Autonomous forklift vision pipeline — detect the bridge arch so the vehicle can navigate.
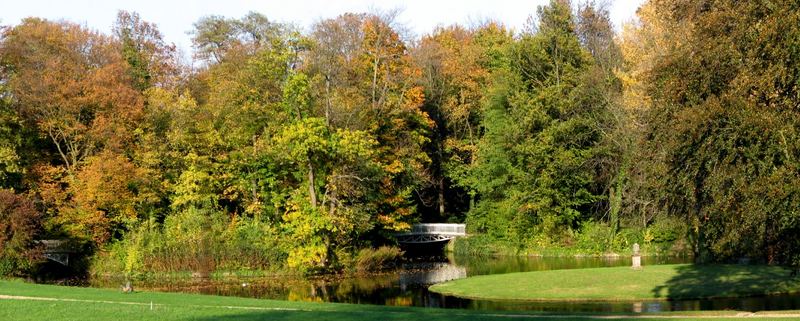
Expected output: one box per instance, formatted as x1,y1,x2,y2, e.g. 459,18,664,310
395,223,466,244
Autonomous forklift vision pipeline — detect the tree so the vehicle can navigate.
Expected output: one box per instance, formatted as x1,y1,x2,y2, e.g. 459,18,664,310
191,12,287,64
626,0,800,264
0,190,42,275
306,13,366,126
179,13,302,219
1,18,144,175
575,1,622,70
413,23,512,220
0,70,21,186
273,70,385,270
306,12,433,231
113,11,178,91
59,151,156,245
468,0,610,246
574,2,625,236
1,19,147,248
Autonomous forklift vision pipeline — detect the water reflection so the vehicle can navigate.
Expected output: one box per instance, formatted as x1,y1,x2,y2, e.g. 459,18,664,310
90,255,800,312
449,293,800,313
400,262,466,290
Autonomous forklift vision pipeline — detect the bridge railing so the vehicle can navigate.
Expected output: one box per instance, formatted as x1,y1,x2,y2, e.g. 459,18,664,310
37,239,75,266
408,223,465,235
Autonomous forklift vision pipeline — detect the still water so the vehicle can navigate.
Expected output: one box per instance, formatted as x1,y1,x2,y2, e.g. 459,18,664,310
92,254,800,313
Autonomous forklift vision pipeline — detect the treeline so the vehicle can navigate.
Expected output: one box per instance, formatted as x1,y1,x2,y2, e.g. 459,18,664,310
1,0,799,276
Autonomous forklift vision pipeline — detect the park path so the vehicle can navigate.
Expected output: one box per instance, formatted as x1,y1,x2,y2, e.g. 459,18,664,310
3,294,800,319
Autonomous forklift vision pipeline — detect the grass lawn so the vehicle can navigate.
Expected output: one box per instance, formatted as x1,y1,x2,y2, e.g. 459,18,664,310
429,264,800,302
1,277,800,320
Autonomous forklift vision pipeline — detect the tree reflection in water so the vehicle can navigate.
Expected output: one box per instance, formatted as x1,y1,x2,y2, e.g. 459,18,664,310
88,255,800,312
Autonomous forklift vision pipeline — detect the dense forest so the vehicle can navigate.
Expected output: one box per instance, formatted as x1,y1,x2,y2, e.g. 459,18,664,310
1,0,800,277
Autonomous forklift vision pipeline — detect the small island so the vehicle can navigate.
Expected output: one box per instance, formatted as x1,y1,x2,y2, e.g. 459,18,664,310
429,264,800,301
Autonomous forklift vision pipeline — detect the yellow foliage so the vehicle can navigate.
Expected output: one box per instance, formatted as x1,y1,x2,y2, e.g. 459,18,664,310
286,245,327,271
383,160,404,174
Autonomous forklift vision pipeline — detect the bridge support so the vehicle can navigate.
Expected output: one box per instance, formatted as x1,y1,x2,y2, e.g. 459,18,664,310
44,253,70,266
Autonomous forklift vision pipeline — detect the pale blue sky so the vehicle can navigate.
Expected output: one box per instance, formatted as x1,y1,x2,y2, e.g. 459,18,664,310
2,0,645,59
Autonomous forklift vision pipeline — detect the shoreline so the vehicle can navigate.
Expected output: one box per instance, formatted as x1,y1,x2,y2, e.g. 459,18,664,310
3,279,800,320
429,264,800,302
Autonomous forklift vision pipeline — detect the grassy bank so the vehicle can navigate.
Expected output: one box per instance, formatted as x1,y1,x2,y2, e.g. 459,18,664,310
430,264,800,301
3,279,800,320
0,281,800,321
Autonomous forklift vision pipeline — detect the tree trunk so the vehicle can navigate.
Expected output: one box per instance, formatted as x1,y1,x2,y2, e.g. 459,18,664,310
469,194,475,213
252,135,259,208
308,160,317,207
324,76,332,126
371,53,381,108
438,177,445,217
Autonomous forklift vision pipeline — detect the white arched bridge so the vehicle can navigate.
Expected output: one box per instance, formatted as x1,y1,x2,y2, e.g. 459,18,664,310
395,223,466,244
40,239,76,266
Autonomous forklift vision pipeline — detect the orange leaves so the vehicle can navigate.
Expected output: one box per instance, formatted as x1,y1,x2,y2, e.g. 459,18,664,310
302,13,434,232
2,19,143,172
403,85,427,112
1,18,149,246
416,24,499,137
67,151,151,245
382,159,404,175
362,15,407,67
0,190,43,271
29,164,69,211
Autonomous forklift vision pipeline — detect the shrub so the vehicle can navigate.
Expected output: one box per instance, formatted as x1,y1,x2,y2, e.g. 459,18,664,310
575,221,614,254
287,245,328,274
0,190,43,276
645,216,686,244
91,210,288,277
219,216,286,271
452,234,505,256
354,246,403,273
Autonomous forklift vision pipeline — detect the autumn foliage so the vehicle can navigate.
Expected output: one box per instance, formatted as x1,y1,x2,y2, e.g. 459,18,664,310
0,190,43,275
2,0,800,276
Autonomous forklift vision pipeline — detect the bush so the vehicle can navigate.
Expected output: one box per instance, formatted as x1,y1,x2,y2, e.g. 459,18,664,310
575,221,615,254
0,190,43,276
91,208,287,277
644,216,686,244
219,216,286,271
354,246,403,273
452,234,508,256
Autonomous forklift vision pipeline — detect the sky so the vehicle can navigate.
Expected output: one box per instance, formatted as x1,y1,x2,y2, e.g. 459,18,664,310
1,0,646,59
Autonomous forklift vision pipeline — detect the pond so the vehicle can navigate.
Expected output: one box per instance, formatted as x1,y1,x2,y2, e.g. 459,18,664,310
90,254,800,313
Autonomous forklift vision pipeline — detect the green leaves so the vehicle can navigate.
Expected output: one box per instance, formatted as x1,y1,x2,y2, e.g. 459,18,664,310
0,100,21,186
171,156,219,211
9,2,800,273
468,0,612,246
631,0,800,263
273,117,331,164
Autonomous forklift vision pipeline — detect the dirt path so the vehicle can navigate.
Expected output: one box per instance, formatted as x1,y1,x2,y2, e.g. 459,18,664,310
3,294,800,319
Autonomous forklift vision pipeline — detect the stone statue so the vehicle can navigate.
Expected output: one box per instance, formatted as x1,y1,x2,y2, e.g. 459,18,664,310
122,281,133,293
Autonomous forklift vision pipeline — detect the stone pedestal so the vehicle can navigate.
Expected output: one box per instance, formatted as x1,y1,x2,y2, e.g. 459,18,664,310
632,242,642,270
632,255,641,269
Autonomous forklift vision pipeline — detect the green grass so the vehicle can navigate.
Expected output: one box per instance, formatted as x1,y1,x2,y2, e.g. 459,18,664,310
1,278,799,320
430,264,800,301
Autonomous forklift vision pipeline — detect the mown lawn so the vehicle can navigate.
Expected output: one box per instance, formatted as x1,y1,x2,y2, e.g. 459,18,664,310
429,264,800,301
1,278,799,320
